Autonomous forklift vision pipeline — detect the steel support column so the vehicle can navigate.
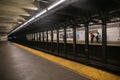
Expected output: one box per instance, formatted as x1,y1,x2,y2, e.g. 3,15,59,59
46,31,48,49
39,32,41,42
46,31,48,43
51,30,53,51
39,32,41,48
85,23,89,64
73,23,76,56
57,28,59,54
102,19,107,64
63,25,67,55
42,32,44,49
42,32,44,43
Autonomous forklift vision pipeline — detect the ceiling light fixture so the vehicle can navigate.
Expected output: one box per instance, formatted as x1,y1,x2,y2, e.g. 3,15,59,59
48,0,66,10
35,9,47,18
9,0,66,35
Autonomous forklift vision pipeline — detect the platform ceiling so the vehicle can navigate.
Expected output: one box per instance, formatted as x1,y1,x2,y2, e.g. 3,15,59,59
0,0,120,35
0,0,55,35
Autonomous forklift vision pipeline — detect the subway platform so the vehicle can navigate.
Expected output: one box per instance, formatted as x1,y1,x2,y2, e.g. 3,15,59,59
0,41,120,80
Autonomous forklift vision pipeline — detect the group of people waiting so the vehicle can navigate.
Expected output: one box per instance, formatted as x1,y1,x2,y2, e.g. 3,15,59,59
90,32,101,43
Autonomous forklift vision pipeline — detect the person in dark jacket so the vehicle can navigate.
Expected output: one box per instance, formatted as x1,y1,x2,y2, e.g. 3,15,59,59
96,32,101,42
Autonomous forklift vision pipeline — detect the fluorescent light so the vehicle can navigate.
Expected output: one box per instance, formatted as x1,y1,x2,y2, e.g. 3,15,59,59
10,21,29,33
27,17,36,22
35,9,47,18
10,25,22,33
9,0,66,35
48,0,66,10
9,10,46,34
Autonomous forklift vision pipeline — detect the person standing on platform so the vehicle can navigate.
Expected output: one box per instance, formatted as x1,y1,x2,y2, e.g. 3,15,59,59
96,32,101,42
90,33,94,43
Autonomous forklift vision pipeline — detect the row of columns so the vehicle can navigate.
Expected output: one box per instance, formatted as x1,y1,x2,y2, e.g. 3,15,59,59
38,18,107,64
84,19,107,64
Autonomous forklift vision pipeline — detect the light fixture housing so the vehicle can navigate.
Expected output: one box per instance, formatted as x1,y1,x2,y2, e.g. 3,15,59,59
9,0,66,35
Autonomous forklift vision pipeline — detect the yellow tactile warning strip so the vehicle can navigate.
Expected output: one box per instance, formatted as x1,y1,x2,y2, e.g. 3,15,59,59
13,43,120,80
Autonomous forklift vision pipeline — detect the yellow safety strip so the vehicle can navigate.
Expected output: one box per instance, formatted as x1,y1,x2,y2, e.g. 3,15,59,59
13,43,120,80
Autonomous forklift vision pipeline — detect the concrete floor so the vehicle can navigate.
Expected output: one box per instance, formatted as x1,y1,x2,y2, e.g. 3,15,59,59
0,42,89,80
13,42,120,80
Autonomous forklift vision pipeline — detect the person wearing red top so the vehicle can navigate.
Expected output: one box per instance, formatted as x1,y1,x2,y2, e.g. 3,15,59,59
90,33,94,43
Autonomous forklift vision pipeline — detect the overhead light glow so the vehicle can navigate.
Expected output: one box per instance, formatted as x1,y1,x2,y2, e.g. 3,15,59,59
9,0,66,35
48,0,66,10
35,9,47,18
27,17,36,22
